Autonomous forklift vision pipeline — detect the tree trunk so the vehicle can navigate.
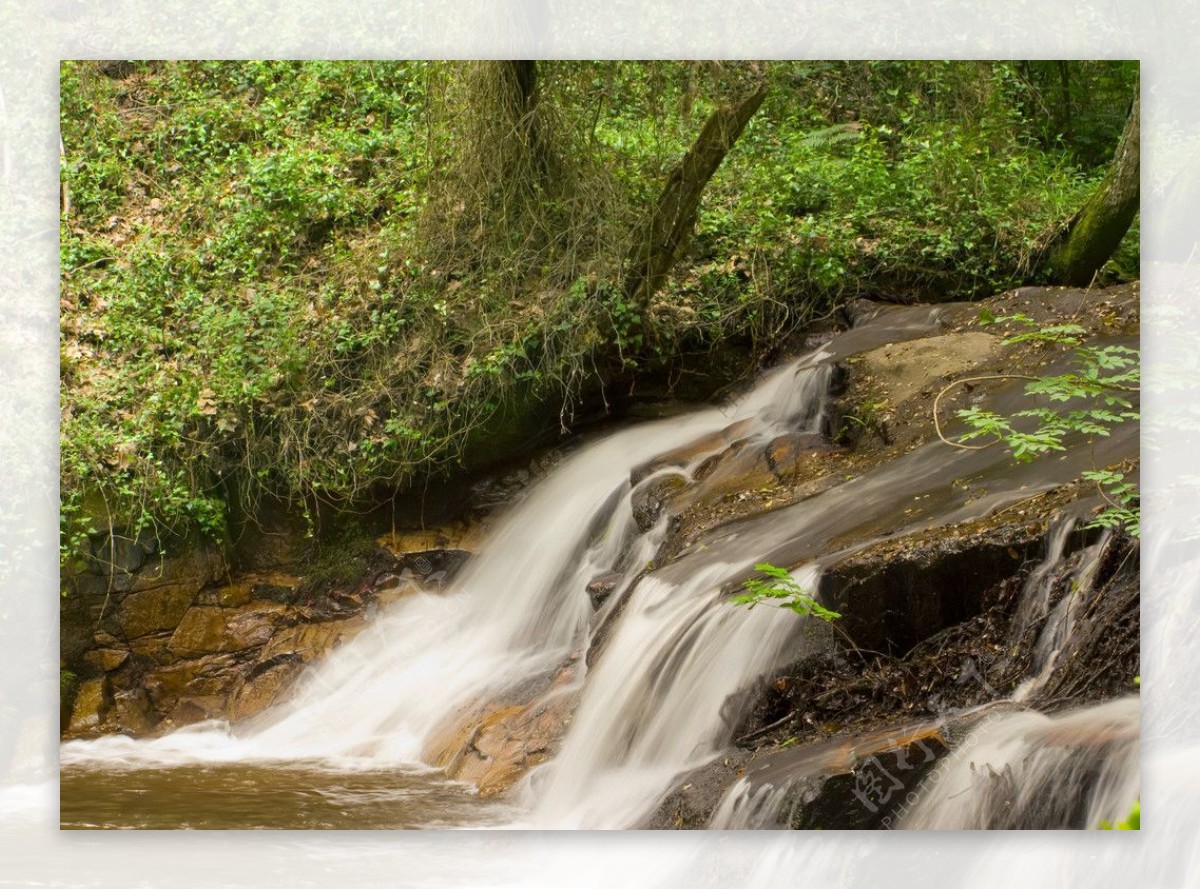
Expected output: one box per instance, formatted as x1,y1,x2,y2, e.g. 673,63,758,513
1045,72,1139,286
496,61,550,179
623,82,769,309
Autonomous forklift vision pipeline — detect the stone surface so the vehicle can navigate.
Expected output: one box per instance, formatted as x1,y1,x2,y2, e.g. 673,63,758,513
226,657,306,723
260,617,368,663
631,472,689,532
426,661,579,797
855,331,1001,407
169,603,288,655
67,677,110,735
117,586,195,640
586,572,622,609
82,648,129,672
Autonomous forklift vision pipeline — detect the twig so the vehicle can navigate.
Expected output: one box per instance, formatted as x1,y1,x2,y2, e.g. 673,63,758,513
932,374,1038,450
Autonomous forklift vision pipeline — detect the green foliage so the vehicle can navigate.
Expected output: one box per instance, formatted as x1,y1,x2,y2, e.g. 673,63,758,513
731,563,841,621
59,60,1138,565
955,312,1139,536
1098,798,1140,830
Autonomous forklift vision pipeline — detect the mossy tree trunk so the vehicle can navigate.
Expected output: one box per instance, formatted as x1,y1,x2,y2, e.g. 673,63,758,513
623,81,769,310
495,60,554,185
1045,72,1140,286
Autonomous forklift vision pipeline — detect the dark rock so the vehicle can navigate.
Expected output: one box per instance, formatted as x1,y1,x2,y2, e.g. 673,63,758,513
586,572,622,609
631,472,689,532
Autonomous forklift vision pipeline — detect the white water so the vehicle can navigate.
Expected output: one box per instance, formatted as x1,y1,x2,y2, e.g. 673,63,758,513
62,355,835,827
899,696,1139,830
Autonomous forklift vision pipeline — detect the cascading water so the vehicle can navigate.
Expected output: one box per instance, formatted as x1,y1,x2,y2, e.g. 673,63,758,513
899,696,1139,830
60,304,1139,830
62,334,842,827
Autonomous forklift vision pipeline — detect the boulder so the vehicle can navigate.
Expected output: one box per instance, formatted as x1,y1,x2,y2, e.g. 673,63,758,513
168,602,288,655
67,677,110,736
426,661,579,797
117,586,195,640
631,472,690,532
586,572,622,609
226,656,306,723
82,648,129,672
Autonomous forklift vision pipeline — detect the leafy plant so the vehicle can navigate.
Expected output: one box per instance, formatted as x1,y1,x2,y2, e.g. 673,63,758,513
731,563,841,621
1098,798,1140,830
949,311,1139,536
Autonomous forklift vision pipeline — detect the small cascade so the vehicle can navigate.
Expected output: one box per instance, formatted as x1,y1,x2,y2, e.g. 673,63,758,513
62,343,840,815
899,696,1139,829
708,516,1138,831
1012,524,1114,703
525,565,824,828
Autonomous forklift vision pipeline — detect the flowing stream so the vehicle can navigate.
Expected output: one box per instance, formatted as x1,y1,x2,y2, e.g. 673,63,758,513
59,306,1138,830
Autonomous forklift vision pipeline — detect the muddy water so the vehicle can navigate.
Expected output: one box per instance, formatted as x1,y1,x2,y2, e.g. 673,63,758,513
60,762,512,829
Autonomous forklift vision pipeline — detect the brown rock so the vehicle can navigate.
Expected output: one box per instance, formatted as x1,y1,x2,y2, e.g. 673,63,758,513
856,331,1001,406
160,696,227,730
143,653,243,712
67,677,110,735
82,648,129,672
631,472,690,532
765,433,830,482
169,602,288,655
426,662,579,797
227,658,305,723
118,586,195,640
108,687,155,735
260,616,367,663
586,572,622,609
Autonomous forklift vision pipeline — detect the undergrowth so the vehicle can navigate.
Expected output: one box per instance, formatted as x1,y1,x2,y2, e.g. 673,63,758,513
60,61,1137,562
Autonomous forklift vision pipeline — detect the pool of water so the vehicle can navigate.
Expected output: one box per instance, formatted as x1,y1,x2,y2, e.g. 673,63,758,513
60,762,513,830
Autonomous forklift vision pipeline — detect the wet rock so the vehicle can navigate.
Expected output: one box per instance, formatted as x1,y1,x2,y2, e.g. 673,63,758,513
160,696,227,731
686,439,776,502
586,572,622,609
819,523,1047,655
631,419,755,486
107,687,155,736
143,654,243,713
168,603,288,655
67,677,110,736
395,549,472,589
117,586,195,640
764,433,832,483
227,656,305,723
631,472,689,532
82,648,129,673
259,616,368,663
426,661,578,797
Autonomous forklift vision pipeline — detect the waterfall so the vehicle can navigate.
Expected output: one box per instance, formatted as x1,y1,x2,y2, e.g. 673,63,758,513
60,303,1138,831
524,564,823,828
899,696,1139,829
62,354,836,824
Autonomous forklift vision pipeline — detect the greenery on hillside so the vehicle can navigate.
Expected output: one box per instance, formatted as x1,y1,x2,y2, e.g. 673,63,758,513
59,60,1138,560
